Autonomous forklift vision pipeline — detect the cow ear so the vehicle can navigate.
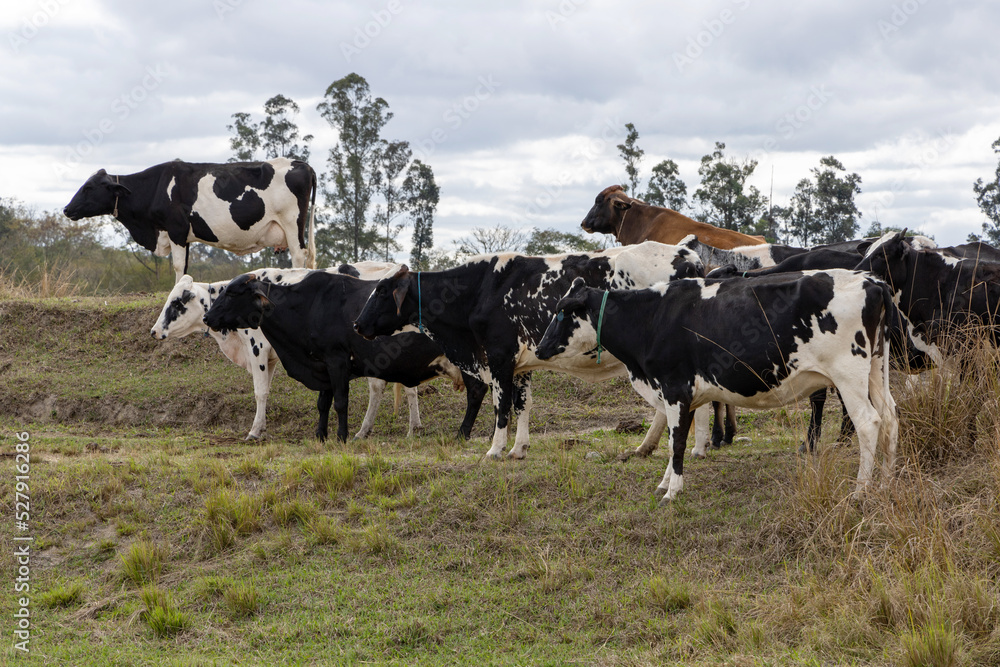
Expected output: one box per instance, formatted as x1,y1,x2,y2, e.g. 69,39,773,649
612,199,632,211
856,240,873,255
391,265,412,315
111,182,132,197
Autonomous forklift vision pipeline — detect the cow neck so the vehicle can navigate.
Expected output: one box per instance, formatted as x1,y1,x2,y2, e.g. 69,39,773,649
615,202,651,246
252,281,305,351
108,169,159,223
586,288,622,364
406,264,482,335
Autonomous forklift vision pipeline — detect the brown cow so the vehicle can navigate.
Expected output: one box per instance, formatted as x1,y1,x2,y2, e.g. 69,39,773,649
581,185,766,249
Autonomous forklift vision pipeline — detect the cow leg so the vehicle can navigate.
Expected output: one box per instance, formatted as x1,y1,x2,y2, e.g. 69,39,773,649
869,350,899,483
287,236,308,269
691,405,712,459
405,386,421,437
485,369,515,460
332,371,351,444
246,352,274,440
800,388,827,454
628,410,669,459
355,378,386,439
508,373,532,459
835,389,856,444
655,400,694,504
457,374,487,440
315,390,333,442
724,404,737,444
169,240,188,282
710,401,725,449
836,383,883,498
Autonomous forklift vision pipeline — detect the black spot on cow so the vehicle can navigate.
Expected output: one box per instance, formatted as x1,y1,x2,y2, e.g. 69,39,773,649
276,274,282,282
190,212,219,242
851,344,868,358
817,312,837,334
250,337,255,346
213,163,275,200
252,345,260,357
260,364,266,371
855,331,866,348
229,190,266,230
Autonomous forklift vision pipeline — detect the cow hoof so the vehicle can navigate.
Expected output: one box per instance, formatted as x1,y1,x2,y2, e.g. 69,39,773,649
798,442,809,455
486,451,504,460
506,451,526,460
245,433,261,441
657,496,673,507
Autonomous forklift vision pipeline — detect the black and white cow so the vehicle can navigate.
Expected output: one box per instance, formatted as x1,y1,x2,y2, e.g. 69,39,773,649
63,158,317,281
150,263,427,440
710,246,941,453
353,241,717,460
856,230,1000,341
203,271,488,443
535,271,899,502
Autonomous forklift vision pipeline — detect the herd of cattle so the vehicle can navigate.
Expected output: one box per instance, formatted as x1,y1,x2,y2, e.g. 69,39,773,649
62,162,1000,504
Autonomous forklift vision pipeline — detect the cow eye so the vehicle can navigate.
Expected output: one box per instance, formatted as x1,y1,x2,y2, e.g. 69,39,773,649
556,311,564,322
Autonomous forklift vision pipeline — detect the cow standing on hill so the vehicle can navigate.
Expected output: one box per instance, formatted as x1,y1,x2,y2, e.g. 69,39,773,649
581,185,766,248
63,157,317,281
203,271,488,443
535,272,899,502
150,264,426,440
352,241,713,461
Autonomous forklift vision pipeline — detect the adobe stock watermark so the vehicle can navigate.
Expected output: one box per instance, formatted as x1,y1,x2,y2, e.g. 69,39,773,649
340,0,408,63
214,0,244,20
7,0,72,54
509,118,622,228
545,0,589,30
673,0,753,73
870,129,956,211
877,0,931,39
52,63,172,179
411,75,501,161
13,431,32,654
752,84,834,160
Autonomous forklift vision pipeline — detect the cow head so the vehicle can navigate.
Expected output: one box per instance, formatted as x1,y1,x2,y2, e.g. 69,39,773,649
151,275,208,340
855,230,910,291
581,185,633,236
63,169,132,220
353,266,413,340
203,273,274,334
536,278,595,360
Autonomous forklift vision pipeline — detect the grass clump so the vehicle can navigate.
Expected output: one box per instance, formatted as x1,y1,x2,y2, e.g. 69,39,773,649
38,581,84,608
140,586,190,637
223,580,261,620
119,540,165,586
648,576,694,614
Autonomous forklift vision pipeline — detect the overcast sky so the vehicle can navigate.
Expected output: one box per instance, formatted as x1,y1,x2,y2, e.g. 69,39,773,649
3,0,999,254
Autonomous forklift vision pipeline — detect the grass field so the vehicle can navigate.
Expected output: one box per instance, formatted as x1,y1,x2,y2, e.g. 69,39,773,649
1,294,999,665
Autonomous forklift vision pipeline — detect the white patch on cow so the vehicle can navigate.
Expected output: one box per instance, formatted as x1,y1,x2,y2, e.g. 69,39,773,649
699,282,722,300
188,157,305,265
861,230,901,259
166,176,176,201
908,235,937,250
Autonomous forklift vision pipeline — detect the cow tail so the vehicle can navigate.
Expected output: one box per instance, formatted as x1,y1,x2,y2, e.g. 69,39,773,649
307,166,317,269
880,283,892,407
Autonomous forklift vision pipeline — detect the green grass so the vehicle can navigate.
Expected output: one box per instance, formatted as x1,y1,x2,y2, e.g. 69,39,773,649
3,295,1000,664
